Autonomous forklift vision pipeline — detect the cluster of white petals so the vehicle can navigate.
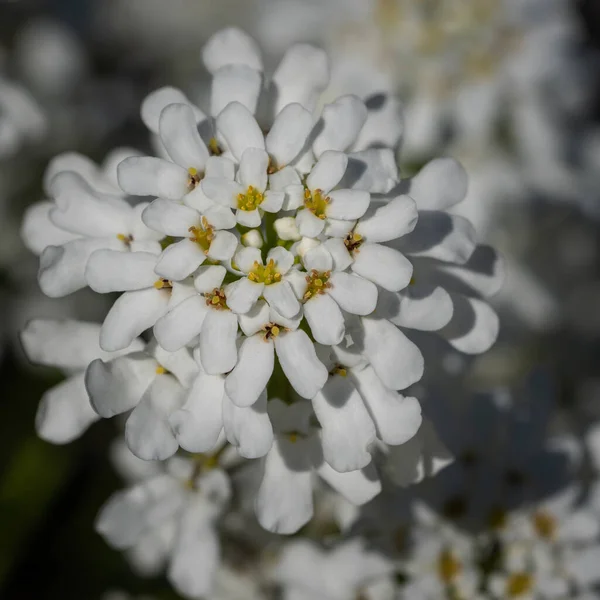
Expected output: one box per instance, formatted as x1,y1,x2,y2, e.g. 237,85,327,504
19,27,503,597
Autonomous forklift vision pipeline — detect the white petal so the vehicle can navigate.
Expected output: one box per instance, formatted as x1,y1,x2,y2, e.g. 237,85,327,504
351,243,413,292
222,392,273,458
204,155,235,179
313,95,367,157
272,44,329,113
382,284,454,331
141,198,198,236
238,299,270,336
266,246,295,274
201,177,243,206
199,309,238,375
100,288,170,352
154,295,209,352
316,461,381,505
362,318,424,391
226,278,264,314
353,93,404,151
193,265,226,293
323,218,354,238
440,295,499,355
117,157,188,200
169,371,225,452
125,375,184,460
159,103,209,170
21,201,78,256
167,505,220,599
202,27,262,74
326,189,370,220
303,245,333,272
266,103,314,166
155,239,206,281
269,165,301,191
207,230,238,262
261,190,285,212
304,294,345,345
346,148,398,193
407,158,468,211
306,150,348,194
238,147,269,190
38,238,121,297
281,183,305,210
86,353,156,417
211,64,262,116
395,212,476,265
236,207,262,227
233,245,262,273
328,272,378,316
20,319,131,370
215,102,264,161
356,195,418,242
324,238,353,271
296,209,325,238
275,330,328,399
312,375,376,472
255,437,314,534
263,281,300,318
225,335,274,407
152,346,198,388
141,86,203,134
36,373,99,444
86,250,158,292
351,365,422,445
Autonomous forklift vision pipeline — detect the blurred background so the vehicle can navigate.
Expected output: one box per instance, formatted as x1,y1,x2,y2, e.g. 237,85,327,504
0,0,599,598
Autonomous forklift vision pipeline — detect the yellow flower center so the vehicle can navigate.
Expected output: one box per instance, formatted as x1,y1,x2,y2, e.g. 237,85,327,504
116,233,134,246
188,216,214,253
208,137,222,156
262,322,285,341
155,365,168,375
331,365,347,377
507,573,533,597
533,511,556,541
153,278,173,290
237,185,265,211
248,259,282,286
437,549,461,584
204,288,228,310
344,231,363,253
303,269,332,301
304,187,330,219
187,167,202,190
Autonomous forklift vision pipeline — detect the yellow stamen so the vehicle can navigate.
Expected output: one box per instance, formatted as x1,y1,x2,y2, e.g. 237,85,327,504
237,185,265,211
117,233,134,246
533,511,556,541
153,278,173,290
155,366,167,375
506,573,533,597
248,259,282,286
204,288,228,310
344,231,363,253
208,138,222,156
332,365,347,377
187,167,202,190
188,216,214,253
288,432,298,443
303,187,330,220
437,549,461,584
303,269,332,301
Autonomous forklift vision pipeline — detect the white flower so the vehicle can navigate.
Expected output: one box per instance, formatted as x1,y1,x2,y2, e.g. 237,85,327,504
275,538,395,600
0,75,46,158
227,246,299,318
85,339,197,460
255,399,381,534
20,319,142,444
23,152,162,299
96,452,230,599
142,199,237,280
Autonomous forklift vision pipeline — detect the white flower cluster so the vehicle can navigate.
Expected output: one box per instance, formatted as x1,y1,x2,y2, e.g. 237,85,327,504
20,27,502,594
